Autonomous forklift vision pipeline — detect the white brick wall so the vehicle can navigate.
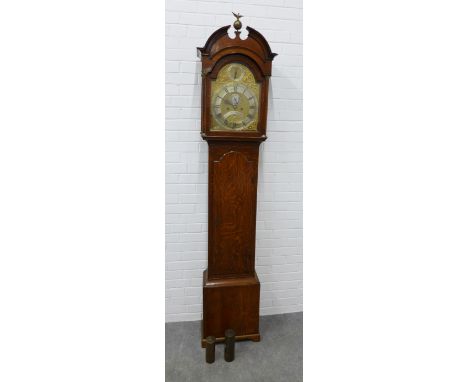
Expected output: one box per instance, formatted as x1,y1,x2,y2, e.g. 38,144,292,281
165,0,302,322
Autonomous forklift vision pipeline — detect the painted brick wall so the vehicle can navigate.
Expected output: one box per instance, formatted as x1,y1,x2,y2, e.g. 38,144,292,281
165,0,302,322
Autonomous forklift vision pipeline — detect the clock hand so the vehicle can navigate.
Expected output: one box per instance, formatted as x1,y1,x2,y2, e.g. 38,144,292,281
221,98,232,106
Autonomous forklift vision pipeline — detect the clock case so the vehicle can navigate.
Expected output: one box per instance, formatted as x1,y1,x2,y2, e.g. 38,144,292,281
197,25,276,347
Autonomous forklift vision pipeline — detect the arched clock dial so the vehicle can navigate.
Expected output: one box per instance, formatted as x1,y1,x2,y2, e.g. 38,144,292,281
210,63,260,131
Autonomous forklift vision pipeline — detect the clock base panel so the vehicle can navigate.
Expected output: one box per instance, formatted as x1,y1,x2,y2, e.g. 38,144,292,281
201,270,261,348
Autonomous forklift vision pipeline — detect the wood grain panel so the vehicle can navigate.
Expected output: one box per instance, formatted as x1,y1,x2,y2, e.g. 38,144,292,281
202,270,260,345
208,142,259,279
211,150,255,277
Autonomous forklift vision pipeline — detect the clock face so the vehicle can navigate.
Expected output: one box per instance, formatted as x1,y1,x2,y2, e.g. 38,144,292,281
210,63,260,132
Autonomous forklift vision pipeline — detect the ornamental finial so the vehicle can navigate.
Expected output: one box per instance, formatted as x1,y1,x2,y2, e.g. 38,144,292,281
232,12,243,31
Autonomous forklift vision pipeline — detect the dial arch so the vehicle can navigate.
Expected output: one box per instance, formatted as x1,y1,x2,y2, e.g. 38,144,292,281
210,62,260,132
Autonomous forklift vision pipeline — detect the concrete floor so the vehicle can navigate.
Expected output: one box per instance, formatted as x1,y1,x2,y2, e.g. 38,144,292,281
165,312,302,382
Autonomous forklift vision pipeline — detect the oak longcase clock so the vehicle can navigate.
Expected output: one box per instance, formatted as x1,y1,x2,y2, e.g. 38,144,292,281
197,14,276,347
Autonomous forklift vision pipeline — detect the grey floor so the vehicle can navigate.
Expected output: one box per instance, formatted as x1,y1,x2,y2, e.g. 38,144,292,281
166,312,302,382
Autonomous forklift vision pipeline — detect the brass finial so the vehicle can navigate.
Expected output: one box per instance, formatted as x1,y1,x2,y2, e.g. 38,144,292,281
232,12,243,31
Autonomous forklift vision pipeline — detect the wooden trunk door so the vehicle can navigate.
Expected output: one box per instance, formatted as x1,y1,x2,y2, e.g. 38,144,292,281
208,142,259,279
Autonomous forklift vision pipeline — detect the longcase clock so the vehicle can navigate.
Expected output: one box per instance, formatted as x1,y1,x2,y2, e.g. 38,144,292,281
197,14,277,347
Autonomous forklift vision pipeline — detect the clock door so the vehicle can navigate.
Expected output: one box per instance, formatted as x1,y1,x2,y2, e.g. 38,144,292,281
208,142,259,279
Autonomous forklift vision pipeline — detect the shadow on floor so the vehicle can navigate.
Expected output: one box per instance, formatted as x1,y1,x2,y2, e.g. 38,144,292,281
166,312,302,382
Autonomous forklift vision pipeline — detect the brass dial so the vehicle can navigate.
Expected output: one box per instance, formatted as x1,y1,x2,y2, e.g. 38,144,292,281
210,63,260,131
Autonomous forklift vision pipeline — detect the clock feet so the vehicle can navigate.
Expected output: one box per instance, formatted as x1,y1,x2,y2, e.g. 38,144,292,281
224,329,236,362
205,336,216,364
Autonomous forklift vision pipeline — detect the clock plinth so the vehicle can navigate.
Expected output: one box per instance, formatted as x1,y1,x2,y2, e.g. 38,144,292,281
201,270,261,348
197,19,276,348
